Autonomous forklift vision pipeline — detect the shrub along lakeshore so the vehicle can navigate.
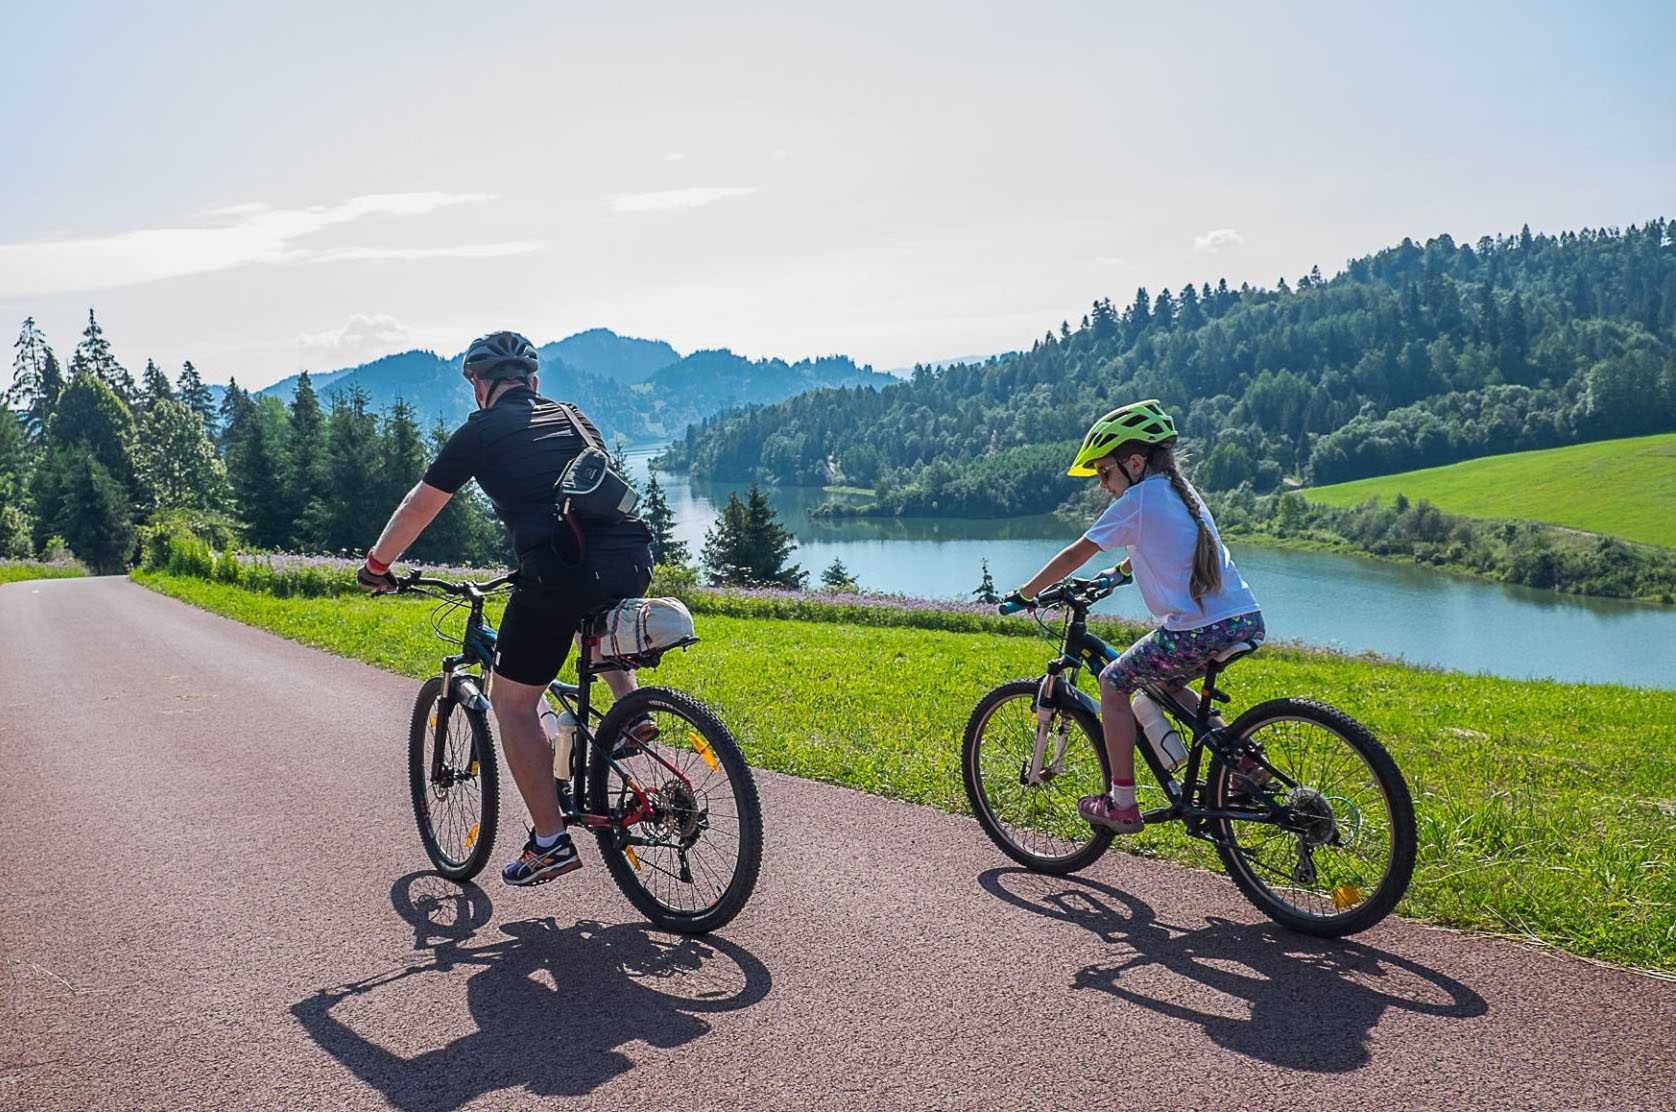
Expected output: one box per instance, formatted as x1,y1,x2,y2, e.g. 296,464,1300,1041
134,551,1676,972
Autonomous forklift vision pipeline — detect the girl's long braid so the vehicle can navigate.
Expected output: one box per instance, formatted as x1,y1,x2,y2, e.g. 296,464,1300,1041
1152,444,1223,605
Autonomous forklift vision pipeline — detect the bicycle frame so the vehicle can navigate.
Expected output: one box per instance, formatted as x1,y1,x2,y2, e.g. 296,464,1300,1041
404,572,700,847
1031,592,1301,845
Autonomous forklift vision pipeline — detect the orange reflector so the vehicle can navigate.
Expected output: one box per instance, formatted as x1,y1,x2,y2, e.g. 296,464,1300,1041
624,845,643,871
690,732,719,771
469,761,479,776
465,823,479,851
429,710,438,730
1332,884,1363,909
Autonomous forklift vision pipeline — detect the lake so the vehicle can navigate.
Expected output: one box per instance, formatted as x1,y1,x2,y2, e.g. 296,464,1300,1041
626,453,1676,690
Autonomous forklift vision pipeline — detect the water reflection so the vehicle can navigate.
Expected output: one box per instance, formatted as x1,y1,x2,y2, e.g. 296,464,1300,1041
628,452,1676,689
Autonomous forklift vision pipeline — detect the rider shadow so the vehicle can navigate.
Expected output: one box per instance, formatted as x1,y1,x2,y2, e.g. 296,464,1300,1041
291,872,773,1111
979,868,1487,1074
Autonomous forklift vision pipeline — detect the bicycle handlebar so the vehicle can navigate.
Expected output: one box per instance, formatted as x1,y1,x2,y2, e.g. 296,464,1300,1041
395,570,519,597
999,568,1133,617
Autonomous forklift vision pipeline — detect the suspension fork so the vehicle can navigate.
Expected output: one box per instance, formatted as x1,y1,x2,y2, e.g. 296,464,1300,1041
1025,661,1081,785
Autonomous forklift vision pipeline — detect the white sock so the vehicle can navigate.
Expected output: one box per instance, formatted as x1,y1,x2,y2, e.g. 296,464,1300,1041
534,829,566,849
1109,780,1137,808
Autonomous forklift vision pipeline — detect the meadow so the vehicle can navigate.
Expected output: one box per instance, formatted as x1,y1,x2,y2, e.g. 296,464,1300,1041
1302,432,1676,549
135,565,1676,973
0,559,88,586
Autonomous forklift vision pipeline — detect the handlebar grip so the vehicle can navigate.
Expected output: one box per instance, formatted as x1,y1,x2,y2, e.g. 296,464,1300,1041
998,599,1028,615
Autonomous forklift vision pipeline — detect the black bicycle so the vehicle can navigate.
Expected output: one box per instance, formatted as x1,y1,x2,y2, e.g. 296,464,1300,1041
398,571,763,934
963,572,1416,937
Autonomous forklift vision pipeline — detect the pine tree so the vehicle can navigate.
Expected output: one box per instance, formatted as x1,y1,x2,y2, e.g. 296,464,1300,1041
321,388,381,554
820,557,858,592
641,472,690,566
377,396,428,512
218,377,252,452
177,360,216,431
140,359,173,408
45,369,137,496
972,558,999,604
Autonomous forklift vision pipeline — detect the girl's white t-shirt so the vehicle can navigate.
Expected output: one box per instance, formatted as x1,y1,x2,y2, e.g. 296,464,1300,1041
1083,474,1260,631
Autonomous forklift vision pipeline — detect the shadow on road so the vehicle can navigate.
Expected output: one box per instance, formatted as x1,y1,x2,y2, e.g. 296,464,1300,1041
979,867,1487,1073
291,872,773,1110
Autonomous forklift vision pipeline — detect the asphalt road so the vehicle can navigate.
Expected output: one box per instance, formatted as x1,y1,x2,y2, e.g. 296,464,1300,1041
2,576,1672,1111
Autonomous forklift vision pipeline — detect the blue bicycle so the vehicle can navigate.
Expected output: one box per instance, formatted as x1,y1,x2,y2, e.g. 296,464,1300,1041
963,572,1415,937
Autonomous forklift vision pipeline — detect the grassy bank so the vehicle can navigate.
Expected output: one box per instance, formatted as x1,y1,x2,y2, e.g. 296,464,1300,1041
134,568,1675,971
0,559,88,586
1303,433,1676,549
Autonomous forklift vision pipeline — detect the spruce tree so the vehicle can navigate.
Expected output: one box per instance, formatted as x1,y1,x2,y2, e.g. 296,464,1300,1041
641,472,690,566
45,369,137,496
973,558,999,604
378,396,428,510
218,377,252,452
8,318,64,438
820,557,858,592
284,371,334,550
321,388,381,554
226,397,293,549
701,491,752,586
140,359,173,408
32,447,135,572
0,408,34,556
71,310,136,404
741,483,804,587
176,360,216,431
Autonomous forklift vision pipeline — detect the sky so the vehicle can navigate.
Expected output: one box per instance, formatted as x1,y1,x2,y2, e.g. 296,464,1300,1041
2,1,1673,390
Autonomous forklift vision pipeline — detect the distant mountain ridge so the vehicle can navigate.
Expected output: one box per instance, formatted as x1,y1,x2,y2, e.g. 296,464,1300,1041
252,328,894,445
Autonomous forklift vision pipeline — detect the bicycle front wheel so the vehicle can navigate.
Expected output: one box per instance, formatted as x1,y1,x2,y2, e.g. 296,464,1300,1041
962,679,1113,874
1210,697,1416,937
587,687,763,934
407,676,500,881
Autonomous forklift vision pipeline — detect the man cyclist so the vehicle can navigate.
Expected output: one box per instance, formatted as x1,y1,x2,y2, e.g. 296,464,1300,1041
357,330,655,886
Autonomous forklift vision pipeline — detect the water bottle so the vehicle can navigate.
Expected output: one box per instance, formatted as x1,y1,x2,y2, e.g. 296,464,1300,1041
544,704,578,780
1131,692,1189,772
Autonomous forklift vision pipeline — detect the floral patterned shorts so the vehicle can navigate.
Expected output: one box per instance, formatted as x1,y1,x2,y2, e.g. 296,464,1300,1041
1099,611,1266,695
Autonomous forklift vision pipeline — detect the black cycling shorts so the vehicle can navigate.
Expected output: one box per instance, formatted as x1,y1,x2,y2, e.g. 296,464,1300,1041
493,540,653,686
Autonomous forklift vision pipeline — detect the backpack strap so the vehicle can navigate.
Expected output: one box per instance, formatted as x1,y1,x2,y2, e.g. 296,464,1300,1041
557,402,605,454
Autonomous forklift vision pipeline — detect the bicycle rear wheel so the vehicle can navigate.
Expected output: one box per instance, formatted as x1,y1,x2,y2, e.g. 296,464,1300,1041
1210,697,1415,937
587,687,763,934
408,676,500,881
962,679,1113,874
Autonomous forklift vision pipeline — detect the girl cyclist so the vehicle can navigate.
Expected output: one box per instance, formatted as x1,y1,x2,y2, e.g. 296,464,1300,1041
1005,399,1265,833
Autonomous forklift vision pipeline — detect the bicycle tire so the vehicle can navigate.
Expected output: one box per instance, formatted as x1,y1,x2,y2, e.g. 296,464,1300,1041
586,687,763,934
962,679,1114,875
1209,697,1416,937
408,676,501,882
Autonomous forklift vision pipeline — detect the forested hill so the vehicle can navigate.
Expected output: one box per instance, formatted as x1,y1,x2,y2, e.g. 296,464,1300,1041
659,220,1676,518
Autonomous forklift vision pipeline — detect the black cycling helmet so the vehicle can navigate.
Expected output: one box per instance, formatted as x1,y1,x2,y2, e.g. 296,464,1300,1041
462,330,538,381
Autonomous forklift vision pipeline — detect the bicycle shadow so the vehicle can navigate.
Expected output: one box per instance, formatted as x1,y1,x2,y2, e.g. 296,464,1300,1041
979,867,1487,1073
291,872,773,1110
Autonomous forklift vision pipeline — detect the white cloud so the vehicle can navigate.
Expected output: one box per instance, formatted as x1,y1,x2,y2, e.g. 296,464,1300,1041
0,192,520,298
296,313,412,367
1193,228,1243,253
1095,254,1127,266
664,152,687,162
611,186,758,213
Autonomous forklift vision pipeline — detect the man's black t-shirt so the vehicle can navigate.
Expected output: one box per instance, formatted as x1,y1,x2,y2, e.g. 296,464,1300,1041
422,386,647,558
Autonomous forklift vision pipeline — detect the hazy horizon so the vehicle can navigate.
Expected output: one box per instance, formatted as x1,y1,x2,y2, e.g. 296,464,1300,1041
3,1,1672,391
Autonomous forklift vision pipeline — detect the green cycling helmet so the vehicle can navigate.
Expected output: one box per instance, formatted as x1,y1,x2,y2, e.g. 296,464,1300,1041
1068,399,1177,476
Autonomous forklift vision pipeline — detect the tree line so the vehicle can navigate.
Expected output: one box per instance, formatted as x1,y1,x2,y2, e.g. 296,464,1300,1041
2,311,508,572
659,220,1676,517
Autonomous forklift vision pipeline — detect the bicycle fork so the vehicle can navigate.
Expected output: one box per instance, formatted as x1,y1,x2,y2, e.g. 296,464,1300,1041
1023,674,1074,786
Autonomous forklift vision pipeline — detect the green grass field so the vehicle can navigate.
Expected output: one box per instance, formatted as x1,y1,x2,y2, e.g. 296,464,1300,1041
0,561,88,586
1304,433,1676,549
134,569,1676,971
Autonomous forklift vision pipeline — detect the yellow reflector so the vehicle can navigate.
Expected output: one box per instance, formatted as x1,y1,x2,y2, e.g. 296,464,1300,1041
1332,884,1363,909
624,845,643,870
429,710,437,730
464,823,479,851
690,732,719,771
469,761,479,776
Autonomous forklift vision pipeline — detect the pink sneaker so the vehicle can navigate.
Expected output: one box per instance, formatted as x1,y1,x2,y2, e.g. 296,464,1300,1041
1079,792,1146,834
